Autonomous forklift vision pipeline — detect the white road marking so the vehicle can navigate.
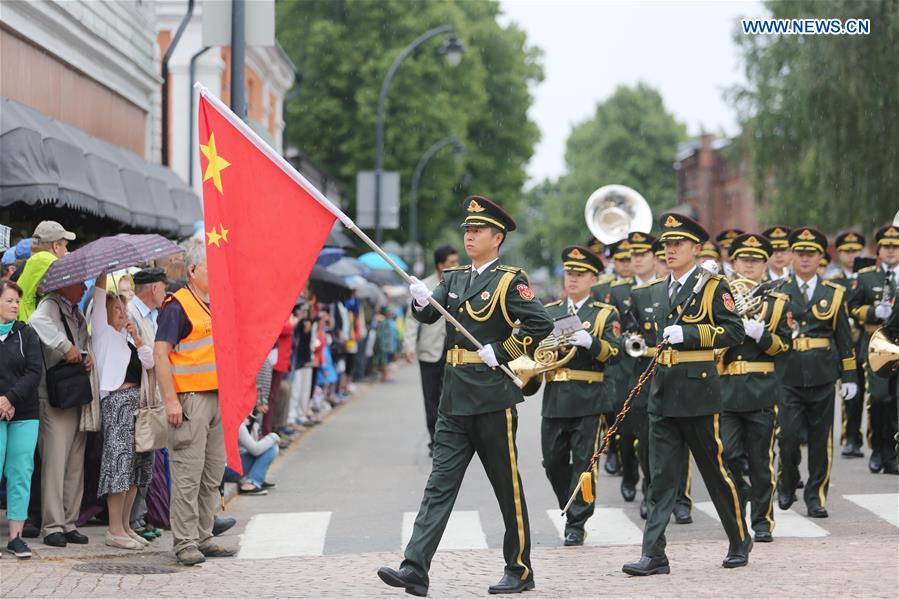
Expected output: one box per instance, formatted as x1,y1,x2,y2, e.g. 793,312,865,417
401,510,488,551
844,493,899,528
695,501,829,537
238,512,331,559
546,508,644,546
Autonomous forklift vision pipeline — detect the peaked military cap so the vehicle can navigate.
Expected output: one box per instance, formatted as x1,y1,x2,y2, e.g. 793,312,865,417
835,231,866,251
586,235,604,256
627,231,656,253
460,195,516,232
658,212,709,244
715,228,745,250
874,224,899,247
698,241,721,260
730,233,773,261
820,251,831,268
652,238,666,258
789,226,827,254
762,225,791,250
606,239,633,260
562,245,603,274
133,267,168,285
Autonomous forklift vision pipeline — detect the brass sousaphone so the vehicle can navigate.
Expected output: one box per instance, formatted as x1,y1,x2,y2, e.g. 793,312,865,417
868,327,899,378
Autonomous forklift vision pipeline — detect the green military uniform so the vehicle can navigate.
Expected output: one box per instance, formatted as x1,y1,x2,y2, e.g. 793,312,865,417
848,225,899,473
636,213,749,566
719,234,791,539
541,246,621,544
776,227,858,515
399,196,553,592
828,231,867,455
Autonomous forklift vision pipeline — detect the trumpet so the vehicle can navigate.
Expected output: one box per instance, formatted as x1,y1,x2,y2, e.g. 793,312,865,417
622,332,648,357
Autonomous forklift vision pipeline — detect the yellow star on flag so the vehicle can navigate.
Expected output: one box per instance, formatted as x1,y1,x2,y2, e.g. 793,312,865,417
206,226,222,248
219,224,229,243
200,132,231,195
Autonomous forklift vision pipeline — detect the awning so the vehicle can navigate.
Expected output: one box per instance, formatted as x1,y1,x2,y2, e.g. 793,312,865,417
0,97,200,237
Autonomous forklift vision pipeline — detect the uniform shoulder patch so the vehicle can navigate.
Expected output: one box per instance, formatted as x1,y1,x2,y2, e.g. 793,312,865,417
496,265,522,274
544,299,564,308
611,278,632,287
516,283,534,301
768,291,789,301
597,273,616,285
442,265,471,272
650,278,666,286
632,282,652,290
590,300,618,312
857,265,878,275
822,280,845,291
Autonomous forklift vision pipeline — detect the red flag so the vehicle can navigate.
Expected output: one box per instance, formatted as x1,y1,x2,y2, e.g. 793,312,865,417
197,90,337,472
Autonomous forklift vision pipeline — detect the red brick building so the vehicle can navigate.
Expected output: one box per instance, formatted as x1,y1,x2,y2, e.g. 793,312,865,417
674,133,757,238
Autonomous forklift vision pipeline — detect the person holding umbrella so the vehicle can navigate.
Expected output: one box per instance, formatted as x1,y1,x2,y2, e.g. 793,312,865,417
90,274,155,550
17,221,75,322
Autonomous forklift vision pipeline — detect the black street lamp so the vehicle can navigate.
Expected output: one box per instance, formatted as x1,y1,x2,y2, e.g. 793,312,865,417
374,25,464,244
409,137,465,275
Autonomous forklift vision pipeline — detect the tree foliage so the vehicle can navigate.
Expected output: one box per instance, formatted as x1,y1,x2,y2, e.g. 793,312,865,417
276,0,542,253
519,83,687,270
731,0,898,232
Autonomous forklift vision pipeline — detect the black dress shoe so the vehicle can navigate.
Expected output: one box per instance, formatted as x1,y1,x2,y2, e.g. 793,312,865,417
22,522,40,539
605,453,620,475
673,509,693,524
621,483,637,502
723,536,753,568
64,530,89,544
377,566,428,597
43,532,66,547
563,531,585,546
213,516,237,536
754,530,773,543
841,444,864,458
488,573,535,594
796,479,804,489
777,490,796,510
640,498,648,520
622,555,670,576
882,461,899,475
869,452,883,473
807,505,828,518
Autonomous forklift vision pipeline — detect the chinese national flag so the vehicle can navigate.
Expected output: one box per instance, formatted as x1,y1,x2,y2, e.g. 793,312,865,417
197,92,336,472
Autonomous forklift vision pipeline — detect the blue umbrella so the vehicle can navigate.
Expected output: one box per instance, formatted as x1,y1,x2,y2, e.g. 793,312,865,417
316,247,344,267
359,251,408,271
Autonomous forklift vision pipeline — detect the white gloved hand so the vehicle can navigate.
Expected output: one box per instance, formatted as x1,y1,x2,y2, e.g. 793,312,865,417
478,344,499,368
570,329,593,348
409,276,431,308
875,302,892,321
744,319,765,342
662,325,684,345
840,382,858,401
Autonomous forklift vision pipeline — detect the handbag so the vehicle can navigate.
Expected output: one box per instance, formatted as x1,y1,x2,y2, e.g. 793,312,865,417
134,375,167,452
44,305,93,410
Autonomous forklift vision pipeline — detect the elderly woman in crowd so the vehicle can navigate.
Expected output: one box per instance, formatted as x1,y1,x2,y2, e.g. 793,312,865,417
0,281,43,558
91,274,154,550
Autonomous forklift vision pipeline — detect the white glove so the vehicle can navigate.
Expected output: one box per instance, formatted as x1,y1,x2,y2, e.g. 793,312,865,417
662,325,684,345
409,276,431,308
875,302,892,321
478,344,499,368
744,319,765,342
840,382,858,401
570,329,593,348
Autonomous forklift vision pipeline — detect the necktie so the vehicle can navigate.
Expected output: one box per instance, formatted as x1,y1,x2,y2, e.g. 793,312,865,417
669,280,681,301
800,282,810,303
467,268,479,291
568,301,577,315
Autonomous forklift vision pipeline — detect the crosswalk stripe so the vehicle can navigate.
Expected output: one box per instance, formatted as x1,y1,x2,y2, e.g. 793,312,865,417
238,512,331,559
546,508,644,546
844,494,899,528
401,510,488,551
694,501,829,538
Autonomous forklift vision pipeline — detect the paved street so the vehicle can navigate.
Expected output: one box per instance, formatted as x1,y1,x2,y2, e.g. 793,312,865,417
2,362,897,597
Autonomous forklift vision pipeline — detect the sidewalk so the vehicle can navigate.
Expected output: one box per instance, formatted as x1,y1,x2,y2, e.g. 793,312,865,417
1,534,895,597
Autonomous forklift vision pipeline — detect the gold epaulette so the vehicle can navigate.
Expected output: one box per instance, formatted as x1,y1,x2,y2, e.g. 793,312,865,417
857,265,878,275
442,265,471,272
596,273,616,285
822,280,846,291
611,277,633,287
768,291,789,301
632,281,653,290
496,265,522,274
650,278,666,286
544,299,564,308
591,301,618,313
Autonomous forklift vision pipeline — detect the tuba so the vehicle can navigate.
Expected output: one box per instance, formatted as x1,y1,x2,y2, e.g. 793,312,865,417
585,184,653,245
868,328,899,378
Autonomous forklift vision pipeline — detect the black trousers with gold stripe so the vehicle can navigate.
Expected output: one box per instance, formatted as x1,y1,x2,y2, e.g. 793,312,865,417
721,407,777,534
627,405,693,513
403,407,531,583
541,414,602,535
643,413,748,557
779,383,835,509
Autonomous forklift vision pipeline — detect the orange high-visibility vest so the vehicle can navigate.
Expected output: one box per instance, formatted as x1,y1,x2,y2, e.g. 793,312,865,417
168,287,218,393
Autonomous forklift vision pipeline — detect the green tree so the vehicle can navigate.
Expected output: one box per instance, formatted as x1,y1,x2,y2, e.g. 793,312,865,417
276,0,542,255
731,0,898,232
520,83,687,270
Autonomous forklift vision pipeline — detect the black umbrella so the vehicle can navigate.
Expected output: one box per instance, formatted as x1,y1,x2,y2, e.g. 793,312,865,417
39,233,181,293
308,265,351,303
364,268,402,286
326,257,371,278
325,228,355,249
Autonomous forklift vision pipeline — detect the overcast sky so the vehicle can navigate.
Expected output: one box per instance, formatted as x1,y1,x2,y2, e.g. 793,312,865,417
498,0,768,184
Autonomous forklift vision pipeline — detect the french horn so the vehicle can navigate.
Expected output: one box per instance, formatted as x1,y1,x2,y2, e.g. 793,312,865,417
868,327,899,378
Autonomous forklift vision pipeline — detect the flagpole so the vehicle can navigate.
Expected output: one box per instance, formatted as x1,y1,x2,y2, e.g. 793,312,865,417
194,84,524,388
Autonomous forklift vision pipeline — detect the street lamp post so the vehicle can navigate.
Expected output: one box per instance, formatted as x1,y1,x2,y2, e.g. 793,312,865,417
374,25,464,244
409,137,464,276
